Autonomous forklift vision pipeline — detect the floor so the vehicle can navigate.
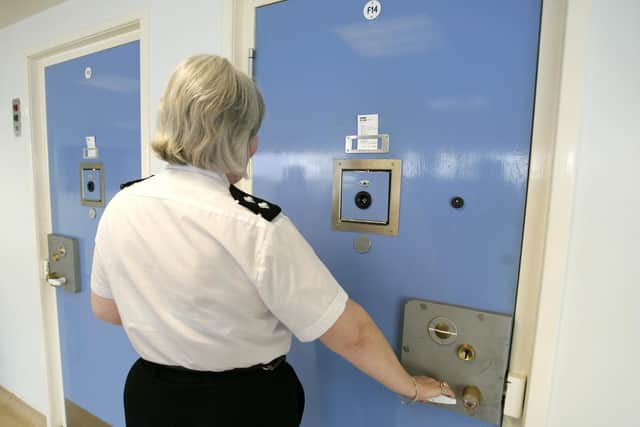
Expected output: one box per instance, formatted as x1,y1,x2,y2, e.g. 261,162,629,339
0,399,39,427
0,388,45,427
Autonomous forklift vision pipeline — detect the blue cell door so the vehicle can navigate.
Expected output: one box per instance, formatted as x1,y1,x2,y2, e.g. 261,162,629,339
254,1,541,426
45,41,141,426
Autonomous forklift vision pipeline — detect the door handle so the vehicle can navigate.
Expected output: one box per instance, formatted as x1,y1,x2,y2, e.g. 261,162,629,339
47,272,67,287
462,386,482,411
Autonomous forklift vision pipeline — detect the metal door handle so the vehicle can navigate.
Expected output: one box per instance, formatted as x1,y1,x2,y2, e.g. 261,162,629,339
47,272,67,287
462,386,482,411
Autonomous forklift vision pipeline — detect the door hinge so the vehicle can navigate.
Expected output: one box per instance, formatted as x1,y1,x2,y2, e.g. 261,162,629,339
503,372,527,419
42,259,50,280
248,48,256,79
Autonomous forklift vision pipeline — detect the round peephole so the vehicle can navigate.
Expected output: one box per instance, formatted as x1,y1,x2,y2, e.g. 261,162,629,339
355,191,372,209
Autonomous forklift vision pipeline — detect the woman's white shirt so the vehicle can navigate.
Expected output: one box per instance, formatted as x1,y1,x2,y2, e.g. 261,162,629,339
91,164,348,371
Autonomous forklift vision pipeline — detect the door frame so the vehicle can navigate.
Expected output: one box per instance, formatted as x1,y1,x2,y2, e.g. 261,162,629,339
227,1,589,426
27,16,149,427
223,0,287,194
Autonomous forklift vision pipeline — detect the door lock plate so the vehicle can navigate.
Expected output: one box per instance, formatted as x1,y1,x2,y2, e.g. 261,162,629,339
47,234,81,293
401,299,512,425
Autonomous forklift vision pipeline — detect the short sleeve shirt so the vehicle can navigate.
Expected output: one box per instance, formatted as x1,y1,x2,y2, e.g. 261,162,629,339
91,164,348,371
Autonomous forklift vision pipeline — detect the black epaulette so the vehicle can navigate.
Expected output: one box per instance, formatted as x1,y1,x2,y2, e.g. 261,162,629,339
120,175,154,190
229,185,282,222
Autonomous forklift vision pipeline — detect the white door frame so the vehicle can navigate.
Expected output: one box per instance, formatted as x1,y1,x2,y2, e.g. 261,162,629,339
520,2,592,426
27,16,149,427
227,1,589,426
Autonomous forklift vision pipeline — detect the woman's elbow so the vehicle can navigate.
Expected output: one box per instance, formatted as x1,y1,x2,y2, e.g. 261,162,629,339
91,292,123,325
320,299,371,355
95,310,122,325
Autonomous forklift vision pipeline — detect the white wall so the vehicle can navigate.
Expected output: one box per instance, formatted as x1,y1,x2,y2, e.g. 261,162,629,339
547,1,640,426
0,0,226,415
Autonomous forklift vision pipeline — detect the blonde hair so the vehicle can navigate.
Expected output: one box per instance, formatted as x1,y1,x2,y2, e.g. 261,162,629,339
152,55,265,177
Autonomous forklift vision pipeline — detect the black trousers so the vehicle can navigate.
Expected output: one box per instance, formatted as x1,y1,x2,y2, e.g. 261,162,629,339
124,358,305,427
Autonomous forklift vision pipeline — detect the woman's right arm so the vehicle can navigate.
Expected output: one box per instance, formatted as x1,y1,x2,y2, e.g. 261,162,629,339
258,217,453,400
320,298,454,402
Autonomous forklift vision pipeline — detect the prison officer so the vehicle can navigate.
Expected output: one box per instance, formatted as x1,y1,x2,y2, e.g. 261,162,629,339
90,54,455,426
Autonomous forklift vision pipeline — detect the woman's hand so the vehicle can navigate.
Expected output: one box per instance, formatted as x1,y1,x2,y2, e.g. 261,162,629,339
320,300,457,404
413,376,455,402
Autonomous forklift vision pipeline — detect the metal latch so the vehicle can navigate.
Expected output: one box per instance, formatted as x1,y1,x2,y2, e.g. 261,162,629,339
503,372,527,418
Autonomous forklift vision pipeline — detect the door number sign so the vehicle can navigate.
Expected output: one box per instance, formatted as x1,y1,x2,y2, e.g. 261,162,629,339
363,1,381,20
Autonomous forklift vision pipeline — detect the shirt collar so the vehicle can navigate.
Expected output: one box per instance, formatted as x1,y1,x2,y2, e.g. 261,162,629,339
165,164,230,188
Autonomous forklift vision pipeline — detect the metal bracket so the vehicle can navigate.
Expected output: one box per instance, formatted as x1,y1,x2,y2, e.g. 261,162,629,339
401,299,513,425
248,48,256,80
345,134,390,153
332,159,401,236
79,162,105,207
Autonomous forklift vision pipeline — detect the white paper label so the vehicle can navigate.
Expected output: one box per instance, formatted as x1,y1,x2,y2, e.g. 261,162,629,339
84,136,98,159
85,148,98,159
357,139,378,150
363,0,381,20
357,114,379,150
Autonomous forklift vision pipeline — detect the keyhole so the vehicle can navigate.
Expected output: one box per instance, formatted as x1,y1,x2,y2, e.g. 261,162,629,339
464,399,479,410
52,246,66,261
457,344,476,361
462,386,482,411
428,317,458,345
434,323,451,340
87,180,95,192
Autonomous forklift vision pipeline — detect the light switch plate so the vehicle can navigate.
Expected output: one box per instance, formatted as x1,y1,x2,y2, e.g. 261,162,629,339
12,98,21,137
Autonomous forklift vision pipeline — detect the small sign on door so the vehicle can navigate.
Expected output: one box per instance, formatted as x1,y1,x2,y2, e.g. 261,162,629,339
363,0,382,20
357,114,379,151
83,136,99,159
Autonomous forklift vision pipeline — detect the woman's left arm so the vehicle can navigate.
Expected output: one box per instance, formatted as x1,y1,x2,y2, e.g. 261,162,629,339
91,292,122,325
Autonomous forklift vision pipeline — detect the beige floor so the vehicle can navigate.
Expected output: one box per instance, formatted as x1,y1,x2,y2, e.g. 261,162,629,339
0,398,39,427
0,387,45,427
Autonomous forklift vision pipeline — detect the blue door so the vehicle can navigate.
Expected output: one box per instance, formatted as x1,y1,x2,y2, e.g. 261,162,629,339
254,1,541,426
45,41,141,426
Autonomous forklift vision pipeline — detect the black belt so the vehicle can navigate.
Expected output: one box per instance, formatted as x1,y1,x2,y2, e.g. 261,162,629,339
144,355,287,375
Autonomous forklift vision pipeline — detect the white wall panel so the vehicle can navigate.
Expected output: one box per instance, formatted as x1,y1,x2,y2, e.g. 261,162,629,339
547,1,640,426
